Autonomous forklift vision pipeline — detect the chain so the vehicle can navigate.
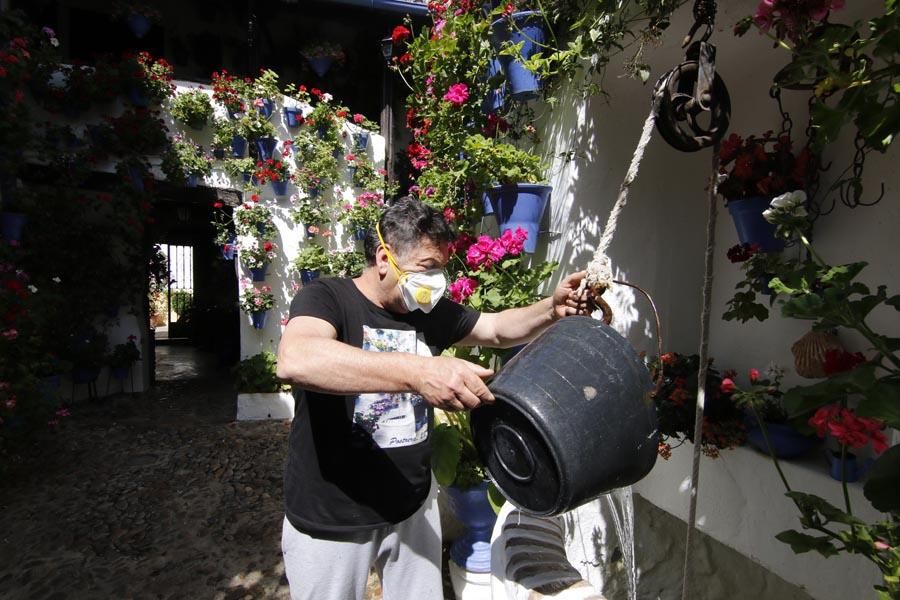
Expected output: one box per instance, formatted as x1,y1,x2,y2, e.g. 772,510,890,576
682,0,717,46
769,86,793,139
837,132,886,208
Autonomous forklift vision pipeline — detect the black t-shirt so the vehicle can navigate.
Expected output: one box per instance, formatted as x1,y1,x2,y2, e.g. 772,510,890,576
284,277,481,535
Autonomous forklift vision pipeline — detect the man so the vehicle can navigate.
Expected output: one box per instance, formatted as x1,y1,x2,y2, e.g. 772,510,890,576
276,196,588,600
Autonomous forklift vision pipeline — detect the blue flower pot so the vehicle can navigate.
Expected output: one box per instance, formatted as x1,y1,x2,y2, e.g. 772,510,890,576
72,367,101,385
828,451,860,483
746,423,819,459
126,84,149,108
447,481,497,573
242,172,251,183
482,58,507,114
307,56,333,78
727,197,786,253
353,229,367,241
257,98,274,120
354,131,370,151
126,166,144,193
220,236,237,260
110,366,130,381
1,212,26,243
491,12,547,101
126,12,151,38
284,107,303,128
486,183,551,253
271,180,288,196
316,126,327,140
300,270,319,285
256,136,277,161
250,311,268,329
231,135,247,158
308,187,320,199
213,147,225,160
186,174,199,188
250,264,268,282
482,193,494,216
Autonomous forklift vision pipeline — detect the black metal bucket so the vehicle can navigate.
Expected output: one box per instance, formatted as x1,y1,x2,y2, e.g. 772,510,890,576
471,316,658,516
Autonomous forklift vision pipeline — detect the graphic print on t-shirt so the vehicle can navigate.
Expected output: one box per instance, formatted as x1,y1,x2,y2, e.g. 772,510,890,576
353,326,432,448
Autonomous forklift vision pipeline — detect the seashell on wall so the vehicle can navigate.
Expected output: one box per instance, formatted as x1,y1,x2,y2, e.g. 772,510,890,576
791,330,844,379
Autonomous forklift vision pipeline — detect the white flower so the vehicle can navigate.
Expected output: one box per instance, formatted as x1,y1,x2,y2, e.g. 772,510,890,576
762,208,777,223
52,276,61,283
50,37,59,47
27,285,37,293
322,93,333,103
770,190,806,210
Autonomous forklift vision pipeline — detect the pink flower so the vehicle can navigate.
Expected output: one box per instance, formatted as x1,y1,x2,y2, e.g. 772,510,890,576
720,378,735,394
449,233,475,256
443,206,456,223
499,227,527,256
2,329,18,340
449,277,478,303
253,97,264,107
353,113,365,124
875,540,892,552
809,404,888,453
442,83,469,106
5,397,16,409
56,408,71,417
749,368,760,383
466,235,506,269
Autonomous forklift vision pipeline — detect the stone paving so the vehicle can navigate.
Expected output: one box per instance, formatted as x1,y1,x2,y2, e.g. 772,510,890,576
0,345,401,600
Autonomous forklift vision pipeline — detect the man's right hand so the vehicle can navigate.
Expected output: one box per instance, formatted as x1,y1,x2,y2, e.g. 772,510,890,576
415,356,495,412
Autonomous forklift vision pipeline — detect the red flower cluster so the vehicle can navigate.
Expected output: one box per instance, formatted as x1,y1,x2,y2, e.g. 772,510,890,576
391,25,412,45
718,132,810,202
809,404,887,453
822,349,866,376
726,242,761,263
211,70,250,113
406,142,431,170
253,159,290,184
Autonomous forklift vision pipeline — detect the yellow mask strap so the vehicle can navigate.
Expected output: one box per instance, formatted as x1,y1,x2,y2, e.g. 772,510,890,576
375,222,407,283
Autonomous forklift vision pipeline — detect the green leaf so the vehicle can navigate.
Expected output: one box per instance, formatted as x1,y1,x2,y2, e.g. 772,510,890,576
487,481,506,514
864,445,900,512
775,530,840,557
857,379,900,429
786,491,865,526
431,423,462,487
820,262,868,284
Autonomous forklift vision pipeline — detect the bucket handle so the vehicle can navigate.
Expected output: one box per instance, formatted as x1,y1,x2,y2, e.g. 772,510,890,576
588,280,665,399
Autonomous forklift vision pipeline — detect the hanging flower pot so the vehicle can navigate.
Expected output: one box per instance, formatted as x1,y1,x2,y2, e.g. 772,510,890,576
354,131,370,152
256,137,277,161
110,366,130,381
221,235,237,260
481,58,507,114
307,56,333,78
447,480,497,573
271,180,288,196
353,229,367,241
126,84,149,108
213,147,225,160
231,135,247,158
257,98,275,120
186,174,200,188
250,311,268,329
746,422,819,459
726,197,786,253
490,12,547,101
485,183,551,253
250,264,269,282
284,106,304,128
482,193,494,216
300,269,319,285
827,450,860,483
0,212,26,243
126,12,152,38
126,165,145,193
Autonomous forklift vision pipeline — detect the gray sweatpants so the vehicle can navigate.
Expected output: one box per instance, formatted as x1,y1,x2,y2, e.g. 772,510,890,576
281,479,443,600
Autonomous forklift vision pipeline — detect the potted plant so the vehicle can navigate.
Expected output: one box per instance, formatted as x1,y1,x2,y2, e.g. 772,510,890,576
211,69,250,119
647,352,748,459
464,134,548,253
489,9,548,100
717,131,811,253
107,335,141,381
0,184,35,244
289,194,330,237
349,112,378,150
252,158,292,196
69,329,108,385
109,108,169,156
238,281,276,329
238,111,278,160
250,68,280,119
122,51,174,106
170,88,214,130
282,83,310,128
114,2,161,38
160,137,212,187
211,118,245,159
292,244,332,284
339,191,385,239
212,209,236,260
238,236,277,282
233,351,290,392
224,157,256,184
234,201,276,238
331,250,367,278
293,129,340,191
300,42,346,77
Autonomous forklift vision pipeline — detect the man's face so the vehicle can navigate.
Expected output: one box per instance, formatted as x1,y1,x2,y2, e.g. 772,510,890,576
384,236,450,312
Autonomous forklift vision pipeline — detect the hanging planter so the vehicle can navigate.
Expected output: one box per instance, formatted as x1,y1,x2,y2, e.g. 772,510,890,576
354,131,370,152
250,264,269,282
482,194,494,216
0,212,26,243
126,84,149,107
126,12,152,38
221,235,237,260
231,135,247,158
257,98,275,120
284,106,303,128
250,311,268,329
256,137,277,161
186,174,200,188
307,56,333,78
746,422,819,459
727,197,786,253
827,450,861,483
300,269,319,285
271,180,288,196
110,366,130,381
485,183,551,253
125,165,145,193
490,12,547,101
352,229,367,241
447,480,497,573
481,58,507,114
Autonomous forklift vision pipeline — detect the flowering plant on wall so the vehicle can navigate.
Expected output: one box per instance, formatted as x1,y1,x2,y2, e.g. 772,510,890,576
293,244,333,275
648,352,747,459
238,237,277,270
211,69,250,116
252,158,291,184
124,51,174,104
170,88,214,130
300,42,345,62
289,195,329,228
234,200,276,238
160,136,212,183
238,281,275,313
717,132,811,203
108,108,169,155
339,191,384,231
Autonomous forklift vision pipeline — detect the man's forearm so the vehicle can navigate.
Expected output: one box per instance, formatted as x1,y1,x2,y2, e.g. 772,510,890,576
277,337,425,394
491,297,556,347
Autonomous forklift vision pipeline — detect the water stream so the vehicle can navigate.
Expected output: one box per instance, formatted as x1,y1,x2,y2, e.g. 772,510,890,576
603,486,638,600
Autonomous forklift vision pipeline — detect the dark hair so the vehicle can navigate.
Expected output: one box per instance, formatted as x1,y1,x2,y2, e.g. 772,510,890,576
362,196,454,264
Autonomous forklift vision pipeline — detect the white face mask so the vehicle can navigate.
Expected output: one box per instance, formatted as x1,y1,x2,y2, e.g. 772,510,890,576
377,223,447,313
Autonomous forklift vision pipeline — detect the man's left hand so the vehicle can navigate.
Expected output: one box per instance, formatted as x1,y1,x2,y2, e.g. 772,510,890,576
551,271,590,320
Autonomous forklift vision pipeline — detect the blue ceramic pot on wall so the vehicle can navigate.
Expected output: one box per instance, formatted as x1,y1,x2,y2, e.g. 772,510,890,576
126,12,151,38
257,98,274,120
250,311,268,329
231,135,247,158
250,264,268,282
447,480,497,573
284,107,303,128
300,270,319,285
271,180,288,196
726,196,786,253
490,12,547,100
485,183,552,253
256,137,277,161
307,56,333,78
0,212,26,243
221,235,237,260
746,422,819,459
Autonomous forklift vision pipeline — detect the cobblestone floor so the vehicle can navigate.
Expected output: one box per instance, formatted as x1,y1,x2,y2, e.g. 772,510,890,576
0,345,408,600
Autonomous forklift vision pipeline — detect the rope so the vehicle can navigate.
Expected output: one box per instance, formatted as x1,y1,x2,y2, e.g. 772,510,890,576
680,141,721,600
583,111,657,292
